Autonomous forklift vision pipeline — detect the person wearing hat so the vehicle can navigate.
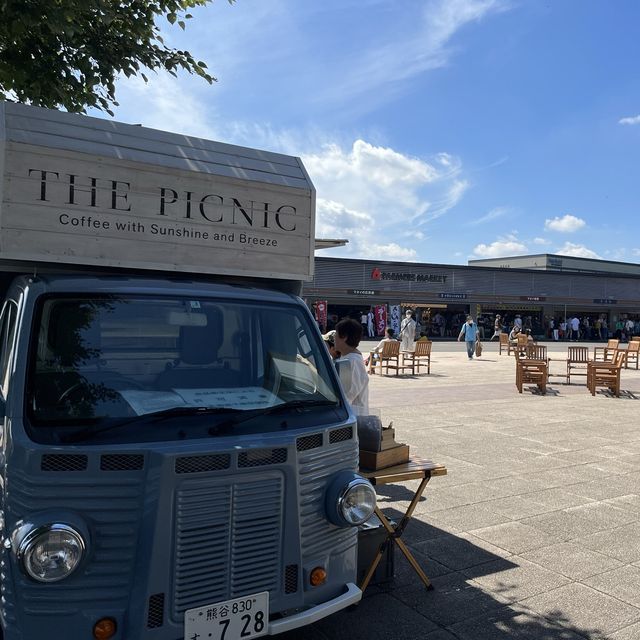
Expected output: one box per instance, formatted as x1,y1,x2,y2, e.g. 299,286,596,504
490,314,502,341
322,330,340,360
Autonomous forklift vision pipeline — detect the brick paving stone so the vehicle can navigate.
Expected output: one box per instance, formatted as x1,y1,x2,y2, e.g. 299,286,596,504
308,341,640,640
520,542,623,580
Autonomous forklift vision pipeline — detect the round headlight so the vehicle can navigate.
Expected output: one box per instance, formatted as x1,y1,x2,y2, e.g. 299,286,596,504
338,478,377,526
19,524,85,583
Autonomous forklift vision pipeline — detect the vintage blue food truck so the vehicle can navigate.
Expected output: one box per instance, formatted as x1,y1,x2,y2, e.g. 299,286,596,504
0,102,375,639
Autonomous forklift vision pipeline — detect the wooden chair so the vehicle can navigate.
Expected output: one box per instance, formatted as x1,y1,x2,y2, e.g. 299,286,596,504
566,346,590,384
623,339,639,370
369,340,400,375
525,344,547,361
498,333,510,355
587,350,625,397
516,359,548,394
371,340,406,376
594,339,620,362
403,340,432,374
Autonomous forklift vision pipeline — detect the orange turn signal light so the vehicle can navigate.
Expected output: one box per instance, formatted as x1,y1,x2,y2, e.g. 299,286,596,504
93,617,117,640
310,566,327,587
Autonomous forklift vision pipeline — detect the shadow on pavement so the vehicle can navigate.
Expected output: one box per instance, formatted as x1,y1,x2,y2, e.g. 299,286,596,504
278,511,604,640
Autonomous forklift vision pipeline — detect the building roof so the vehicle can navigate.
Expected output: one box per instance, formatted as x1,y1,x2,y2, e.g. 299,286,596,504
468,253,640,276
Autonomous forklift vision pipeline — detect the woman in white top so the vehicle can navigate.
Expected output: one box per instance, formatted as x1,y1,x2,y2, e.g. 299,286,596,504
334,318,369,416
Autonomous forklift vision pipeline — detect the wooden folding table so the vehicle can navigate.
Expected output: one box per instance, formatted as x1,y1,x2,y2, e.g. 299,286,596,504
358,456,447,591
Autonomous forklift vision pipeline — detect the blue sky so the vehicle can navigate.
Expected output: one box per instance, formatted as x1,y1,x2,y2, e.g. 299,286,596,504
90,0,640,265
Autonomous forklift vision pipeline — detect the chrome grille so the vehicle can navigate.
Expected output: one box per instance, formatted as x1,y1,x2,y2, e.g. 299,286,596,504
174,475,283,618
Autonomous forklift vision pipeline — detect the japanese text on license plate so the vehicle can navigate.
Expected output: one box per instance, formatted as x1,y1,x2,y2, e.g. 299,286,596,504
184,591,269,640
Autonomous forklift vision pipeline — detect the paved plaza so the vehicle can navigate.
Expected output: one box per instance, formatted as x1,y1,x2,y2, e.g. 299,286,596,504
284,340,640,640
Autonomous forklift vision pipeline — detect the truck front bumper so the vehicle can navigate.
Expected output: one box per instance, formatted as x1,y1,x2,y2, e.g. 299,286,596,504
268,582,362,635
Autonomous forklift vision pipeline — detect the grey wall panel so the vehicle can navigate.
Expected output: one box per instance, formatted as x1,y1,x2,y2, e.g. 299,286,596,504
308,257,640,305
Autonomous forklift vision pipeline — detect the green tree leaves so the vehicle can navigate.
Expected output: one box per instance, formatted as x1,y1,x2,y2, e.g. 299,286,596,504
0,0,234,115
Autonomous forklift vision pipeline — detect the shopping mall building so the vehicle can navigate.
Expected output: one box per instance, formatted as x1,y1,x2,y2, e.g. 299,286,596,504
303,253,640,338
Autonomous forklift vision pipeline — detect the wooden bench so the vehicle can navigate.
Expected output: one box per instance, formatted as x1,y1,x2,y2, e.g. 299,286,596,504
369,340,412,376
402,340,432,374
369,340,399,375
587,350,625,397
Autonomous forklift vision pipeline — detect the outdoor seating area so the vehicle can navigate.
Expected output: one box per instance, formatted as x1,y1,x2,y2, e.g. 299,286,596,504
503,339,636,398
369,340,433,376
353,339,640,640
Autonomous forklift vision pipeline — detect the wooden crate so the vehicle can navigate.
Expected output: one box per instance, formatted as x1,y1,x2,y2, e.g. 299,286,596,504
359,444,410,471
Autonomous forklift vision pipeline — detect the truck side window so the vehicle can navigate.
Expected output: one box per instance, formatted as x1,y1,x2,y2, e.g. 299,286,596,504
0,301,18,398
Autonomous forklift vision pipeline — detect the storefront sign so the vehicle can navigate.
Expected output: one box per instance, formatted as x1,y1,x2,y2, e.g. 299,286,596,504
439,293,467,299
350,289,377,296
313,300,327,330
520,296,546,302
593,298,617,304
374,305,387,337
389,305,401,335
371,268,447,283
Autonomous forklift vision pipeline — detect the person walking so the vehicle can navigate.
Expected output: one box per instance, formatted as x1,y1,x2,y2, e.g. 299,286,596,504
490,314,502,341
458,315,480,360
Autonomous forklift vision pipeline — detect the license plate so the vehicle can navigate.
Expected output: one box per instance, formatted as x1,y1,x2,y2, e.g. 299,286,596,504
184,591,269,640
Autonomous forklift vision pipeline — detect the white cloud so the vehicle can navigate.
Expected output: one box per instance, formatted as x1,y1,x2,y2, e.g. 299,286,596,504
369,243,418,260
556,242,601,259
302,139,467,257
619,115,640,125
472,206,510,225
472,234,528,258
533,237,550,245
544,214,586,233
320,0,511,110
633,248,640,257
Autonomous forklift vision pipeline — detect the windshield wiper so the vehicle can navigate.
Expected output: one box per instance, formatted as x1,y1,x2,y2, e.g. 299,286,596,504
209,399,339,433
60,399,338,443
60,406,243,444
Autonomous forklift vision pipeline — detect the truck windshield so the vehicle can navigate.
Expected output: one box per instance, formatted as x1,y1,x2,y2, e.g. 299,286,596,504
26,295,342,442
